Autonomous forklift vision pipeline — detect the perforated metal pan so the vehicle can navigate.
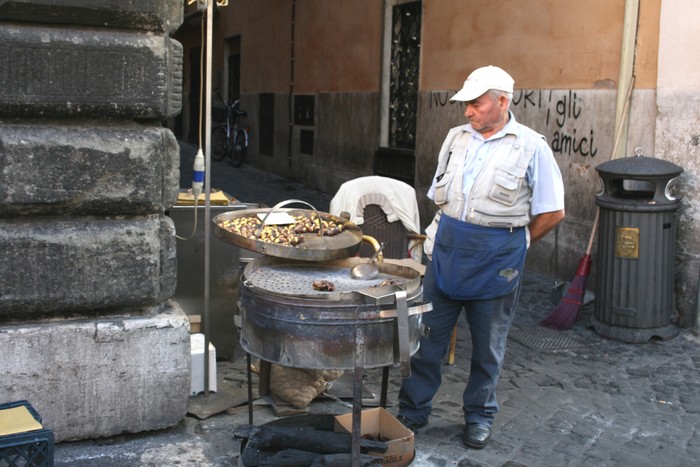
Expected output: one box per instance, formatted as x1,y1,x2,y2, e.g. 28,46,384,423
241,256,423,303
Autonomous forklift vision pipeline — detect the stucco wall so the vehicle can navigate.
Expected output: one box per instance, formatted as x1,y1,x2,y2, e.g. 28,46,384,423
216,0,383,94
655,0,700,327
420,0,659,90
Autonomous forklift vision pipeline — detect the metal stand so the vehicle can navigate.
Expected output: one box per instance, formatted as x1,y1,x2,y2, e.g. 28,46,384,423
246,352,253,425
243,339,390,467
241,289,411,467
351,326,365,466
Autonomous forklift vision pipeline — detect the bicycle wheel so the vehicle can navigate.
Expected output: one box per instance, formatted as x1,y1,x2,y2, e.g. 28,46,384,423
211,126,229,161
230,128,248,167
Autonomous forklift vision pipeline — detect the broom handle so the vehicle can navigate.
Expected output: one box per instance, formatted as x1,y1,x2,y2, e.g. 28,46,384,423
585,208,600,256
583,76,635,259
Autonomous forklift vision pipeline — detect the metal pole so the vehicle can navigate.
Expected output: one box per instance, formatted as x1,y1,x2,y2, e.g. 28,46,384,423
203,0,214,396
288,0,296,168
247,352,253,424
351,326,364,467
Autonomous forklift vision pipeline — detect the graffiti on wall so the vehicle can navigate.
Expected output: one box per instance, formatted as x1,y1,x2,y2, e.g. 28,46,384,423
430,89,599,158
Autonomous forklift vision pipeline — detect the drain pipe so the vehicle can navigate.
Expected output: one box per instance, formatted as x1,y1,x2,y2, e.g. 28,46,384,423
695,263,700,335
613,0,640,158
288,0,296,168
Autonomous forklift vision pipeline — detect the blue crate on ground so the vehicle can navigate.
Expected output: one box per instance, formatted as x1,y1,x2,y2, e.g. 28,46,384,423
0,401,54,467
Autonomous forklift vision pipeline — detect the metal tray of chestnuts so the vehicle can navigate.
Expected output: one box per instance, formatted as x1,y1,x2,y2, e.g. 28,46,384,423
212,199,364,261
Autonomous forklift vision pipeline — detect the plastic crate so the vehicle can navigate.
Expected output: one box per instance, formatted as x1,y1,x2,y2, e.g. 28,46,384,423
0,401,54,467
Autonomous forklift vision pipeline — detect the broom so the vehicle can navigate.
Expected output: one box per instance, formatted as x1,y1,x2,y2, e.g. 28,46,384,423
539,208,599,330
540,74,635,330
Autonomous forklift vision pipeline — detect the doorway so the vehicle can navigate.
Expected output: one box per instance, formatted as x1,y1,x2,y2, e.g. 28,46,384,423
377,0,422,185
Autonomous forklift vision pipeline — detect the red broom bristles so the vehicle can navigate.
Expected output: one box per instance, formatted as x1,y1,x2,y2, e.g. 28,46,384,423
539,255,592,330
539,209,599,330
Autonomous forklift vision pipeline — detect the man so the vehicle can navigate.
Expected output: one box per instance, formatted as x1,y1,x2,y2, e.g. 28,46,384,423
397,65,565,449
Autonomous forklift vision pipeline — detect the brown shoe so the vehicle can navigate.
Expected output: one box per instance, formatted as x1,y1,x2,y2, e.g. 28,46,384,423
463,423,491,449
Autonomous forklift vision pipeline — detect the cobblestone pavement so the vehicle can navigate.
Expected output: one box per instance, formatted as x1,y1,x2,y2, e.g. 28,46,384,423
53,142,700,466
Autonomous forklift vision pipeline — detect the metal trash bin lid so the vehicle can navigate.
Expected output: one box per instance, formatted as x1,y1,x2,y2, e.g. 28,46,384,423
596,154,682,178
596,149,683,207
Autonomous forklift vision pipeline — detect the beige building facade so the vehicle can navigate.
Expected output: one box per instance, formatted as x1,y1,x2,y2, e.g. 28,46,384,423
175,0,700,329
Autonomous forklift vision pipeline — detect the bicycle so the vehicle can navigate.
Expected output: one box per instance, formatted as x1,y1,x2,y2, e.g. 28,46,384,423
211,93,249,167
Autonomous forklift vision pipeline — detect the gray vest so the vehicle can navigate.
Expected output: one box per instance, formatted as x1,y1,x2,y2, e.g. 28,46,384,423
425,124,544,255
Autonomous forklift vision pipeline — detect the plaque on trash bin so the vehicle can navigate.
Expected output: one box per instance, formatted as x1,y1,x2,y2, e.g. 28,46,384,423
615,227,639,259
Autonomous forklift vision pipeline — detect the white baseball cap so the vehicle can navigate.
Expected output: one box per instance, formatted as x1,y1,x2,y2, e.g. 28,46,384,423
450,65,514,102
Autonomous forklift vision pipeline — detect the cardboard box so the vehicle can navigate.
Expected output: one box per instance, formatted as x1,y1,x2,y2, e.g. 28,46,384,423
190,333,217,395
334,407,414,466
187,314,201,333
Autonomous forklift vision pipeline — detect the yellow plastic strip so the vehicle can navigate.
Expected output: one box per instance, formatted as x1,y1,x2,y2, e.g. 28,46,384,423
0,405,43,436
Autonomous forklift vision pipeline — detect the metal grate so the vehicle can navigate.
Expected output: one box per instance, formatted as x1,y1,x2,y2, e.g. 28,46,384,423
244,264,403,296
389,1,421,149
508,327,588,351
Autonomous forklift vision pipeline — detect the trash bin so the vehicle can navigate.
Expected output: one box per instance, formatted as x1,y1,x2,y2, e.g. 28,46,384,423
592,148,683,342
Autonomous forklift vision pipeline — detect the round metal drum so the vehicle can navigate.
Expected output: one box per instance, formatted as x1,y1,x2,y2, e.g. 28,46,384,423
213,207,363,261
238,256,430,370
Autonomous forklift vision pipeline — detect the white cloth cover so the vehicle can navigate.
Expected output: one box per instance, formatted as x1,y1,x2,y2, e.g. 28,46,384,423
329,176,422,262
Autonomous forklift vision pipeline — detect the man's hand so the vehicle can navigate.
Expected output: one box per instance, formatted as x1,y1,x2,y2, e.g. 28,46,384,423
528,209,565,244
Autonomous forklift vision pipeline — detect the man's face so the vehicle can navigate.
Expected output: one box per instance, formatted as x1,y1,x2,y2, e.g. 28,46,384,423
464,92,508,138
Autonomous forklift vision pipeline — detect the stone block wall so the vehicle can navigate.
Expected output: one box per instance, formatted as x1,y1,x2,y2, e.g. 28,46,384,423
0,0,190,442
